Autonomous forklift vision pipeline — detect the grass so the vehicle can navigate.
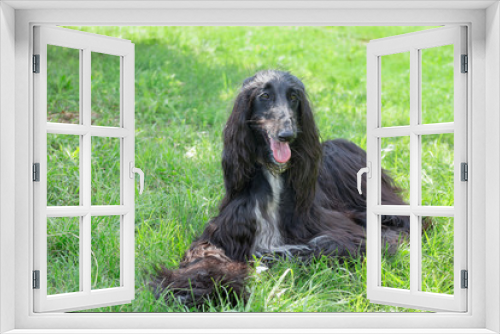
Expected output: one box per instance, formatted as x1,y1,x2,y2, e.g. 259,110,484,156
44,26,455,312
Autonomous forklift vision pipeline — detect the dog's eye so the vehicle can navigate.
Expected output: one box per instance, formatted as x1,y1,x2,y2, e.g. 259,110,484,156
290,94,299,102
260,93,270,100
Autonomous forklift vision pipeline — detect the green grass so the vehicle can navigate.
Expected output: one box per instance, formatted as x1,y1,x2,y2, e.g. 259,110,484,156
44,26,455,312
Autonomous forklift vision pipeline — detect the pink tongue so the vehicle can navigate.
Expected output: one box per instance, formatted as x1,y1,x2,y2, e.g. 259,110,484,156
270,138,291,163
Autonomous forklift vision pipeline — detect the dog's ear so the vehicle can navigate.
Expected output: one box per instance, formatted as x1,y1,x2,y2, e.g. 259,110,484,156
222,89,256,198
289,92,322,210
242,75,255,88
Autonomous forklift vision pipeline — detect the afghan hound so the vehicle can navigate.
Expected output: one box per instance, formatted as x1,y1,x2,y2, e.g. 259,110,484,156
152,70,410,306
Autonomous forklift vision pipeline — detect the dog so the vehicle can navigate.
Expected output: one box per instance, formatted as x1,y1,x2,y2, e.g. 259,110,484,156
152,70,410,307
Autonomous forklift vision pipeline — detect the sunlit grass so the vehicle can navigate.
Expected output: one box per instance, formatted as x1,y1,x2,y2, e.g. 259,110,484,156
46,26,454,312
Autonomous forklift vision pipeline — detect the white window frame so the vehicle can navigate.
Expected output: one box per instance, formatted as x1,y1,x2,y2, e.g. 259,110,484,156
1,1,499,333
33,26,136,312
366,26,467,312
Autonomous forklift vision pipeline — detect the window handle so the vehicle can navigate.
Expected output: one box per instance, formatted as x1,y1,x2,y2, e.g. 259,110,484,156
357,162,371,195
129,162,145,195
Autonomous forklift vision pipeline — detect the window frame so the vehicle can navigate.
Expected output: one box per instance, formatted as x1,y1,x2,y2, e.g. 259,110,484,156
0,2,498,333
366,26,468,312
33,25,136,312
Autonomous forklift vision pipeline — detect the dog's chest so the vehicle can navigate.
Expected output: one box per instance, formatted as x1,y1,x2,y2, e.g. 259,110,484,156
252,170,284,252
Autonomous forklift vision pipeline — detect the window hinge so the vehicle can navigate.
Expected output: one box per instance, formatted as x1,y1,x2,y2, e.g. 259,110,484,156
461,270,468,289
33,270,40,289
33,54,40,73
33,163,40,182
461,162,468,181
461,54,468,73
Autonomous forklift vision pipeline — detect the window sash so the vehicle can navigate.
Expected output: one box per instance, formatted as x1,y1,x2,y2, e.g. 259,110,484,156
366,26,468,312
32,26,136,313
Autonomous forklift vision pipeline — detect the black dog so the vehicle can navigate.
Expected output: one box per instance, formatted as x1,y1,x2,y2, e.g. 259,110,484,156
152,70,410,306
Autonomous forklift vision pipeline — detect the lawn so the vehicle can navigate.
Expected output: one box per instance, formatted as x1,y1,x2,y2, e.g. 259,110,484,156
45,26,455,312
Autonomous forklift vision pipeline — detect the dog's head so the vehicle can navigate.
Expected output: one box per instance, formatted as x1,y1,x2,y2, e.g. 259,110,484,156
243,70,303,167
222,70,322,209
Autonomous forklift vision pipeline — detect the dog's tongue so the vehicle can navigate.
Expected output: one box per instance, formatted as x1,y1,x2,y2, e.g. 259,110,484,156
270,138,291,163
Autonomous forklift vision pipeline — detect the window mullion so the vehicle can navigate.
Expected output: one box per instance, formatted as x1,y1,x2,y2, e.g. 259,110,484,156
122,51,135,294
409,47,421,295
365,48,380,294
81,47,92,294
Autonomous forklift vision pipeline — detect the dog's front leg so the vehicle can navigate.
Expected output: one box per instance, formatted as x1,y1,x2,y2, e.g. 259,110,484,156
152,197,257,307
201,197,258,263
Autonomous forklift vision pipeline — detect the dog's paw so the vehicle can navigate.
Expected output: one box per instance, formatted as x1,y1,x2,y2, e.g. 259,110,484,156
255,265,269,274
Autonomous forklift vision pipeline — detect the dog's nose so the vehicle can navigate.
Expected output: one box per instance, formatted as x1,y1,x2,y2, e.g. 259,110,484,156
278,130,296,142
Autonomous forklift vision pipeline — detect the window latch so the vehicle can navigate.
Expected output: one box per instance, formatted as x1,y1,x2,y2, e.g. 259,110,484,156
357,162,371,195
129,162,144,195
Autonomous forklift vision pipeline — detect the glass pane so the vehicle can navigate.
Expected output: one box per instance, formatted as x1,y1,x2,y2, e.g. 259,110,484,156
47,217,80,295
421,45,454,124
91,216,121,290
91,136,121,205
421,217,454,294
47,134,80,206
380,215,410,290
421,133,454,206
47,45,80,124
381,52,410,127
380,136,410,204
91,52,121,127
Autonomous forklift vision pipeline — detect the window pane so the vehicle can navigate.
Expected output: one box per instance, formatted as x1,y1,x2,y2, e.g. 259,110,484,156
421,45,454,124
380,215,410,290
47,45,80,124
47,134,80,206
421,217,454,294
47,217,80,295
380,136,410,204
92,136,121,205
91,216,121,290
91,52,121,127
421,133,454,206
381,52,410,127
